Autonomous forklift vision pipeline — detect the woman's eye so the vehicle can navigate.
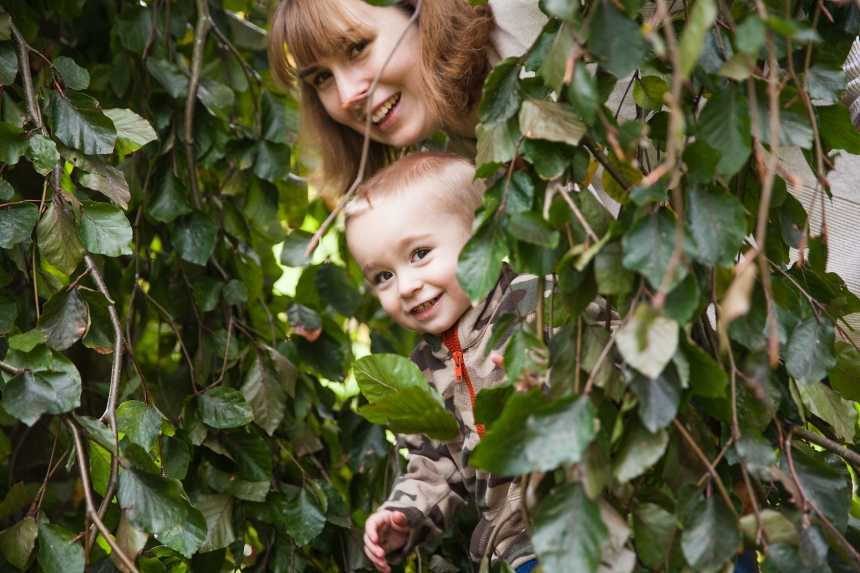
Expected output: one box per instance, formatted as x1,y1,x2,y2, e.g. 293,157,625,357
313,72,332,87
349,40,368,59
412,248,430,262
375,271,393,284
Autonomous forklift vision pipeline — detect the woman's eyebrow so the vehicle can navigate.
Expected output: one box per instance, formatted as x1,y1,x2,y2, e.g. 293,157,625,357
297,65,319,79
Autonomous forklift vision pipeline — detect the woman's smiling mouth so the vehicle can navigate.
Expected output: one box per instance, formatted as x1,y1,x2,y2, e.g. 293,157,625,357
371,93,401,128
411,294,441,315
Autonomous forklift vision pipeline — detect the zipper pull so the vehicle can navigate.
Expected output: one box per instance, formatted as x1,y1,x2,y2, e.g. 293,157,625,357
453,351,464,383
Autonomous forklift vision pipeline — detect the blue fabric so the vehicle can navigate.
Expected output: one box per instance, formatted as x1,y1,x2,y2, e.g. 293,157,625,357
516,559,539,573
734,549,756,573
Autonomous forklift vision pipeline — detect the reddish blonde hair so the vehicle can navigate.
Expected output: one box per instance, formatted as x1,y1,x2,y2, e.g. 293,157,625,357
344,151,485,237
268,0,494,198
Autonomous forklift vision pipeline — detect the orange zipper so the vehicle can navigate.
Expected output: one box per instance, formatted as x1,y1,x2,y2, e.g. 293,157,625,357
441,324,484,439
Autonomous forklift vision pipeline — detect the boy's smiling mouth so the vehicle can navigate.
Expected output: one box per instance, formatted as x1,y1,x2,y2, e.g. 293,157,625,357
411,294,441,315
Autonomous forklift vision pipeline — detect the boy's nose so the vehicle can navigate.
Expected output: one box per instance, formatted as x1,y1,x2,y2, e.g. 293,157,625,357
398,274,422,298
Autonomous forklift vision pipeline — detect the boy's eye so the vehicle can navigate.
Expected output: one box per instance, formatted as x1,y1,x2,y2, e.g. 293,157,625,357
349,40,368,59
374,271,393,284
411,248,430,262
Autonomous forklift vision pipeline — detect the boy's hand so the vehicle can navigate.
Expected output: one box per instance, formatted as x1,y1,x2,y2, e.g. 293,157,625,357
363,509,411,573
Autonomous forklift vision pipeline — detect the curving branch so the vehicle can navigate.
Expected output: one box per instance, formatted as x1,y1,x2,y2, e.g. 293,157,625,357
0,360,25,375
185,0,213,210
305,0,425,256
581,135,632,192
791,425,860,470
66,417,141,573
7,17,47,136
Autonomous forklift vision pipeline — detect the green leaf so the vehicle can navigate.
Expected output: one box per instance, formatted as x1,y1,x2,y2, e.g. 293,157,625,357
0,296,17,334
114,5,152,54
64,150,131,209
817,103,860,154
3,368,82,426
147,170,191,223
697,84,752,178
74,414,117,452
590,1,645,78
103,108,157,154
518,97,585,147
254,141,291,183
621,208,696,291
221,431,273,481
196,493,235,553
154,497,207,558
315,263,361,317
830,341,860,402
36,201,87,276
686,185,747,267
171,211,217,266
261,92,298,144
805,59,847,104
472,393,596,474
785,317,835,384
594,241,634,296
117,400,163,451
50,91,117,155
568,60,599,123
630,365,683,433
286,303,322,340
0,42,17,85
199,387,254,429
118,466,188,534
279,230,312,267
0,123,28,165
25,134,59,175
781,445,851,531
38,288,88,350
797,381,857,442
192,277,223,312
764,17,821,41
240,353,287,436
475,115,521,177
507,212,560,248
682,339,727,398
0,178,13,201
283,487,326,547
222,279,248,305
53,56,89,90
616,305,678,379
352,354,459,440
0,484,33,521
735,15,765,55
612,419,669,482
198,77,235,118
677,0,717,77
632,504,677,569
532,483,608,573
146,58,189,99
77,200,132,256
681,492,740,573
539,25,574,93
0,517,37,569
37,523,84,573
478,58,522,125
633,76,669,112
457,216,508,304
0,203,39,248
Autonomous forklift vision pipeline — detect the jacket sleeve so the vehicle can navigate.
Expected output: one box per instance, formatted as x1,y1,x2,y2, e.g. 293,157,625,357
377,432,469,563
843,38,860,129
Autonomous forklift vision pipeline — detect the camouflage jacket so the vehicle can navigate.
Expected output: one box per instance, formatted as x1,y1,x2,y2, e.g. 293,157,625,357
379,265,615,569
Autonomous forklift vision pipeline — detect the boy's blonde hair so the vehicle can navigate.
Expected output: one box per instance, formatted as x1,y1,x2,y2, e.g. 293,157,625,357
267,0,494,198
344,151,484,232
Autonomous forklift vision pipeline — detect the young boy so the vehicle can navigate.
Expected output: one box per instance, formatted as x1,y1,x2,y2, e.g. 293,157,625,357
345,152,598,573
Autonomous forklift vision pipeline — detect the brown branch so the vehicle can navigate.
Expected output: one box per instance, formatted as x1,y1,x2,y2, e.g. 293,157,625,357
0,359,25,375
555,181,600,243
139,287,200,390
7,17,47,136
672,418,738,517
185,0,213,210
791,425,860,470
209,24,262,139
66,417,141,573
581,135,632,191
305,0,424,256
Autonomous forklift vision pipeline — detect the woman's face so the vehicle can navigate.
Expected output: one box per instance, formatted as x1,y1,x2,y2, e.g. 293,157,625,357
297,0,441,148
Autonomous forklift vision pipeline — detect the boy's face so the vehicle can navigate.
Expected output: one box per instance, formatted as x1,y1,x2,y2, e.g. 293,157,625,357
347,191,473,335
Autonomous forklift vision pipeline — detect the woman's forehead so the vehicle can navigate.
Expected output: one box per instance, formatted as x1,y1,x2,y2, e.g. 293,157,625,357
282,0,374,66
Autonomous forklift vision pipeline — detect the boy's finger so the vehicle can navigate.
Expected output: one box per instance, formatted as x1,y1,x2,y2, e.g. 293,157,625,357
489,351,504,369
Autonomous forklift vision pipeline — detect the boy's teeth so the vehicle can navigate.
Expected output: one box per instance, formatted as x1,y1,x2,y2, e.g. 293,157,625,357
412,296,438,314
371,94,400,124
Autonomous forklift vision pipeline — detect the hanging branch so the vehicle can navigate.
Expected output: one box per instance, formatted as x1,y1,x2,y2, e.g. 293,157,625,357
791,425,860,470
185,0,213,210
0,360,25,375
581,135,632,191
66,417,142,573
6,16,47,137
305,0,425,256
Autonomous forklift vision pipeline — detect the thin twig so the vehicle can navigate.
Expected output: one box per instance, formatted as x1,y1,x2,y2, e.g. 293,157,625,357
555,181,600,243
0,360,25,375
66,417,141,573
790,425,860,470
672,418,738,517
210,24,262,138
305,0,425,256
185,0,213,210
581,135,632,191
139,287,200,390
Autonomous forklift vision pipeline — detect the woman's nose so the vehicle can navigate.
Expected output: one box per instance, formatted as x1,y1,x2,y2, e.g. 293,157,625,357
337,71,370,119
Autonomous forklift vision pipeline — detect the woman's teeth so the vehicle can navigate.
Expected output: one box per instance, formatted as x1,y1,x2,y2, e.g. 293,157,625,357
412,296,439,314
371,93,400,124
